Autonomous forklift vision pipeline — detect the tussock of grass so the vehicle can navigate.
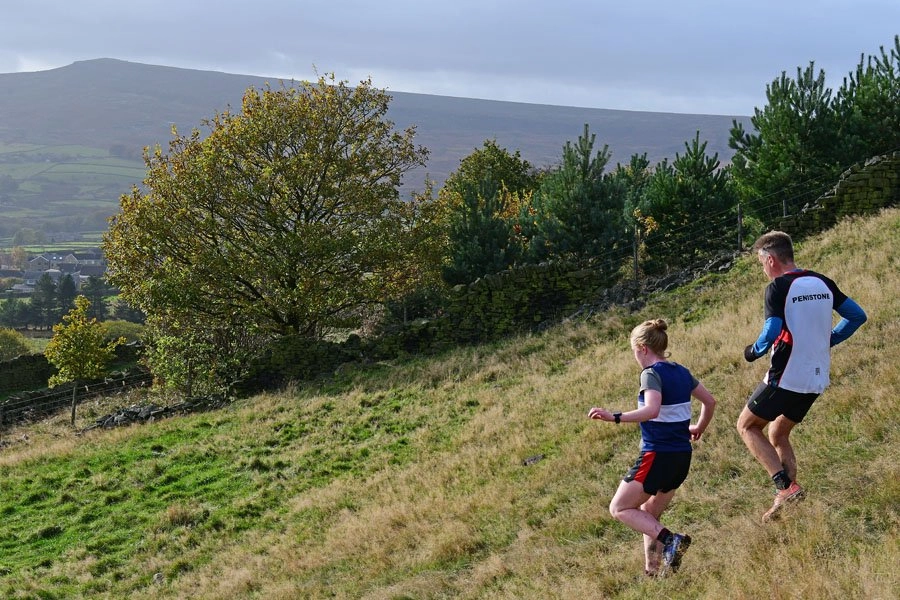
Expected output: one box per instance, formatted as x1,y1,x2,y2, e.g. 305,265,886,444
1,209,898,598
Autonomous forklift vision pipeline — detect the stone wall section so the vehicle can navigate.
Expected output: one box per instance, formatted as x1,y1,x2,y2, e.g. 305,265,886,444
776,151,900,236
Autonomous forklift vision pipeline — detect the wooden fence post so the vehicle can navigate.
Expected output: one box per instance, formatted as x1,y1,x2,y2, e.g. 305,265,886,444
633,228,640,282
71,382,78,427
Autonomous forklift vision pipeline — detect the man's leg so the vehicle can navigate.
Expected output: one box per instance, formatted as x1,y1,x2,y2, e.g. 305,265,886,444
769,415,799,482
736,406,783,476
738,393,805,521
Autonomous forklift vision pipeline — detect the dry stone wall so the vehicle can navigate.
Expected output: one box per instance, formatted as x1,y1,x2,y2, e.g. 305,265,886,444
776,152,900,237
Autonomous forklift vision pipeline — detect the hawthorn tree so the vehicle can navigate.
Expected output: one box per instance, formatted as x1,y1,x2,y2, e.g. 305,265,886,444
0,327,30,361
379,183,449,323
10,246,28,270
442,139,538,200
103,75,430,389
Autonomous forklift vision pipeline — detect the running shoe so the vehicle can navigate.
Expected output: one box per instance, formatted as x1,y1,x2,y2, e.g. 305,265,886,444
660,533,692,575
762,481,804,522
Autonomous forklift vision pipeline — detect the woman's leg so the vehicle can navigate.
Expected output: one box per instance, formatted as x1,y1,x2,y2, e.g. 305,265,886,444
609,479,667,574
609,479,658,535
640,489,676,574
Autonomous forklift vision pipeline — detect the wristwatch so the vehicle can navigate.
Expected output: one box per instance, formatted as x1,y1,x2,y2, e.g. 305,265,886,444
613,412,622,424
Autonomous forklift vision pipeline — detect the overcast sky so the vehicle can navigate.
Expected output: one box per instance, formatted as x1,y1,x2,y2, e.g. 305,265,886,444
1,1,897,116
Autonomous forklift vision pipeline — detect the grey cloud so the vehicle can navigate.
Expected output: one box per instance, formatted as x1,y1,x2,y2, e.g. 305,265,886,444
0,0,897,115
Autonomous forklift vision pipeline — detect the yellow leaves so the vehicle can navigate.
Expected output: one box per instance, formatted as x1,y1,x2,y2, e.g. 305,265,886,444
103,68,431,342
632,208,659,236
44,296,123,387
498,188,534,221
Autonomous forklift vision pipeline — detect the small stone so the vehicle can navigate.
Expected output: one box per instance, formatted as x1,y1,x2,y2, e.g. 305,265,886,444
523,454,544,466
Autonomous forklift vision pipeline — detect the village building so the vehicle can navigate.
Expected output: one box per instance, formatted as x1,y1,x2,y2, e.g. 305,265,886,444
3,248,108,294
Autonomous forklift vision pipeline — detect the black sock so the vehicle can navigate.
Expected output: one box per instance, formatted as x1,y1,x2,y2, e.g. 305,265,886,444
656,528,672,543
772,469,791,490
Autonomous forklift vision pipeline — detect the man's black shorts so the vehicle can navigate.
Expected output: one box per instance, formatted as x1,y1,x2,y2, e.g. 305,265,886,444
747,382,819,423
623,451,692,495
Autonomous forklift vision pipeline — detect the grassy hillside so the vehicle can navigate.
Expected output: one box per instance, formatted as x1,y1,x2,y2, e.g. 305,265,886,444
0,209,897,599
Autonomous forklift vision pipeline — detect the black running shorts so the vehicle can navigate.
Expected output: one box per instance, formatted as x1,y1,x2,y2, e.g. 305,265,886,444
747,382,819,423
623,450,692,495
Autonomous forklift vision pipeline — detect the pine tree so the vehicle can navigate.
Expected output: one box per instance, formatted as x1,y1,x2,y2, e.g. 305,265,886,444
522,124,626,266
30,273,58,329
57,274,78,314
729,63,841,221
639,132,739,273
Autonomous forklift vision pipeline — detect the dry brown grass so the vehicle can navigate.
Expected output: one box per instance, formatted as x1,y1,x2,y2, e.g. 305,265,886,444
142,210,899,598
178,212,893,597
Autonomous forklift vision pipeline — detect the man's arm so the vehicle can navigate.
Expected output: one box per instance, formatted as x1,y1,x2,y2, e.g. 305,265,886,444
745,316,782,361
831,298,867,346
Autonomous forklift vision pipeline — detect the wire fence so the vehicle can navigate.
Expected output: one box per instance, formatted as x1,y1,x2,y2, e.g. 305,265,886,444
0,369,153,432
597,162,873,283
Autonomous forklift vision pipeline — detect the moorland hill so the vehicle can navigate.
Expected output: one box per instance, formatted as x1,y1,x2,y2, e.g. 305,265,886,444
0,59,751,236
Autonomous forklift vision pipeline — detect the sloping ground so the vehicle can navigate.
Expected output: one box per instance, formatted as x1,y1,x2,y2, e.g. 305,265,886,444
0,209,897,599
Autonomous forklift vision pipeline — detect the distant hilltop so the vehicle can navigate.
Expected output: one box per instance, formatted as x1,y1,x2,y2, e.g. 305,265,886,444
0,58,750,190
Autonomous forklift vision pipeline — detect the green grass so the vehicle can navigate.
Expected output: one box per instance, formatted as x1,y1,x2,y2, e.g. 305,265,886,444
22,336,49,354
0,209,897,598
0,234,106,252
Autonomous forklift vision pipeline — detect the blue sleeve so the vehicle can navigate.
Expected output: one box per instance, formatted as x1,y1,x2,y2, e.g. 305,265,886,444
831,297,866,346
751,316,782,357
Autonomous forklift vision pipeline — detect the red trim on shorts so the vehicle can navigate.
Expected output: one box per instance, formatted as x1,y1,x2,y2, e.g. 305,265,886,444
634,451,656,483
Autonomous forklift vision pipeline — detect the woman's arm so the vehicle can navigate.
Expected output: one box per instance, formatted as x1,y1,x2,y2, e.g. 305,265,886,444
688,382,717,441
588,389,661,423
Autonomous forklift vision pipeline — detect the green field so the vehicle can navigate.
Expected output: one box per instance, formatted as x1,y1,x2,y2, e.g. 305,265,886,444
0,233,106,253
0,143,144,237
